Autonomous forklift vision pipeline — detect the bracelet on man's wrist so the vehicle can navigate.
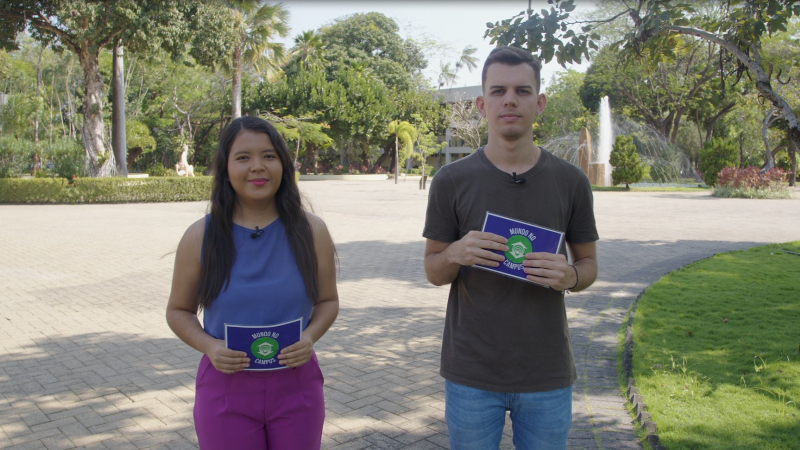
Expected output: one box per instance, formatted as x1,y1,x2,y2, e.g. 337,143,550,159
567,265,579,291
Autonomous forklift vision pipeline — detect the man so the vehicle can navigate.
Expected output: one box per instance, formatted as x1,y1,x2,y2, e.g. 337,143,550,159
423,46,599,449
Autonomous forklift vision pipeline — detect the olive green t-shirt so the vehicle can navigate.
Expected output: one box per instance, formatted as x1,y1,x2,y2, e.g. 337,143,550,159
423,148,598,393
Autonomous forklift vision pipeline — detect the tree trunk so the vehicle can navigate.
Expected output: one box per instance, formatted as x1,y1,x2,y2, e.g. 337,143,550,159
394,134,399,184
112,40,128,176
33,46,43,174
127,147,143,171
739,133,745,168
294,138,301,169
372,142,394,173
231,44,242,119
790,140,798,187
78,47,108,176
301,144,319,175
705,103,736,143
762,107,778,170
34,46,42,146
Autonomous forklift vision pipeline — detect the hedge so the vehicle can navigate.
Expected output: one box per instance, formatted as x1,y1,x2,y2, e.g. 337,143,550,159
0,177,213,204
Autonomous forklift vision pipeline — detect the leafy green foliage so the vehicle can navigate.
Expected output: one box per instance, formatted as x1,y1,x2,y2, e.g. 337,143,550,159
0,93,45,139
0,136,34,177
319,12,426,91
126,120,156,154
0,176,212,203
1,0,225,175
699,137,738,186
609,134,645,188
46,137,86,180
536,69,591,142
285,30,327,73
484,0,596,66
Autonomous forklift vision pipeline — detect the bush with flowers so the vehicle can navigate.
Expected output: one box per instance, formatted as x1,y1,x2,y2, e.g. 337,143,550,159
712,166,792,199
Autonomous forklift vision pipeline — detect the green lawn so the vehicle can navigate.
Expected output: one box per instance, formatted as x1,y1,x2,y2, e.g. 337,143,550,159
630,242,800,450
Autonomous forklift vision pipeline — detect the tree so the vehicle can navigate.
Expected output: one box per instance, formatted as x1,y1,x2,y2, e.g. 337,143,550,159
579,42,730,145
485,0,800,177
448,94,485,150
1,1,204,175
609,135,645,189
319,12,427,92
387,120,417,184
225,1,288,119
535,69,591,142
451,45,478,87
412,113,446,185
287,30,326,73
125,119,155,170
437,61,456,90
699,137,738,186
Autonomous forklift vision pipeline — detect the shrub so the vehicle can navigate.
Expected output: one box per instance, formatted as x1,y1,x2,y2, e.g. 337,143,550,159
713,166,790,198
0,177,212,204
48,138,86,180
0,137,35,177
609,135,645,189
146,163,173,177
699,138,738,186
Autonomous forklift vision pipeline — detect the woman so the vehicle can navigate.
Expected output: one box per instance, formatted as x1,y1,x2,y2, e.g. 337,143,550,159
166,116,338,449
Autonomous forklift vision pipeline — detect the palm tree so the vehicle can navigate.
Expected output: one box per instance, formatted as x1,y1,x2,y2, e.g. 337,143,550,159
289,30,326,72
388,120,418,184
451,45,478,88
227,1,289,118
437,62,456,90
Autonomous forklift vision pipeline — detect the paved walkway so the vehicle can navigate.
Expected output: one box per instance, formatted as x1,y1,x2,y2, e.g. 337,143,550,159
1,181,798,450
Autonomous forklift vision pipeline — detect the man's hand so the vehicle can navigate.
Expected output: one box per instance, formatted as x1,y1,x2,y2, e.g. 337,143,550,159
522,252,575,290
445,231,509,267
206,339,250,374
277,332,314,367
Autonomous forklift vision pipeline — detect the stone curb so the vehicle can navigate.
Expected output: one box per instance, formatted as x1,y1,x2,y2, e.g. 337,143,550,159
623,288,667,450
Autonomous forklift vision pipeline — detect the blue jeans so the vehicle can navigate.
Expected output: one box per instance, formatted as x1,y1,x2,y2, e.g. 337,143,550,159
445,380,572,450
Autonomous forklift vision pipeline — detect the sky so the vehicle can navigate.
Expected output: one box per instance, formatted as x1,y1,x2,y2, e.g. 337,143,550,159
277,1,598,93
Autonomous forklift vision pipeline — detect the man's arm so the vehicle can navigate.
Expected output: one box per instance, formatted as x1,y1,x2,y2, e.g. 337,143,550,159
522,241,597,291
424,231,509,286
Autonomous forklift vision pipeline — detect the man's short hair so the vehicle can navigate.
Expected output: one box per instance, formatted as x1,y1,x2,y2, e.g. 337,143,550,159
481,47,542,94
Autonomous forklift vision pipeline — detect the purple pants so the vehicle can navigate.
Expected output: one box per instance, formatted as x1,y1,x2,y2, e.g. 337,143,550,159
193,353,325,450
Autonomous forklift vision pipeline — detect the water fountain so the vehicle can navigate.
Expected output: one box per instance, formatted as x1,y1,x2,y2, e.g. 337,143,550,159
544,96,700,186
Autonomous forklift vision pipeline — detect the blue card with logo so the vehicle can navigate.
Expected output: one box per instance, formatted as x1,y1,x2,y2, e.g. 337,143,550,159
224,318,302,371
475,212,565,286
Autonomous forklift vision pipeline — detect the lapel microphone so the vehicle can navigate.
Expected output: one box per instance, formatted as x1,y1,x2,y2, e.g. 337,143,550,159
512,172,526,185
251,226,264,239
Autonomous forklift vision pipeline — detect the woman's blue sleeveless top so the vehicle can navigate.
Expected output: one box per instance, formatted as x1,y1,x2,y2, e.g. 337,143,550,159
202,217,314,340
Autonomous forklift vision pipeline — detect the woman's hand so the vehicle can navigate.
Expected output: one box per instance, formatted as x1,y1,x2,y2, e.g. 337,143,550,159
206,339,250,374
277,332,314,367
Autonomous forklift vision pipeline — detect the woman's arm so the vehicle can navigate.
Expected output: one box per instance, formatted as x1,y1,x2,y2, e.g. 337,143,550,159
165,219,250,374
278,212,339,367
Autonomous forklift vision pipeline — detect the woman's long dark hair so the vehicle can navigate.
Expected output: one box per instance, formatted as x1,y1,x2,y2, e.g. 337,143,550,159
197,116,318,309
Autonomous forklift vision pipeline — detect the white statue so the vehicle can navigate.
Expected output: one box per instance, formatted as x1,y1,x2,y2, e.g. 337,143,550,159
175,144,195,177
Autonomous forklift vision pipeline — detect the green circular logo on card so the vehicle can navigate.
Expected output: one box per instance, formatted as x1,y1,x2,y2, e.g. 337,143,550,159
251,337,279,360
505,235,532,263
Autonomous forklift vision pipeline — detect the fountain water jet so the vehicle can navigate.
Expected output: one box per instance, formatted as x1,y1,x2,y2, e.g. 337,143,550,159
596,96,613,186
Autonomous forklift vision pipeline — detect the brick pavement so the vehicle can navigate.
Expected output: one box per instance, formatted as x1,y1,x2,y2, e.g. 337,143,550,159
1,181,798,450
